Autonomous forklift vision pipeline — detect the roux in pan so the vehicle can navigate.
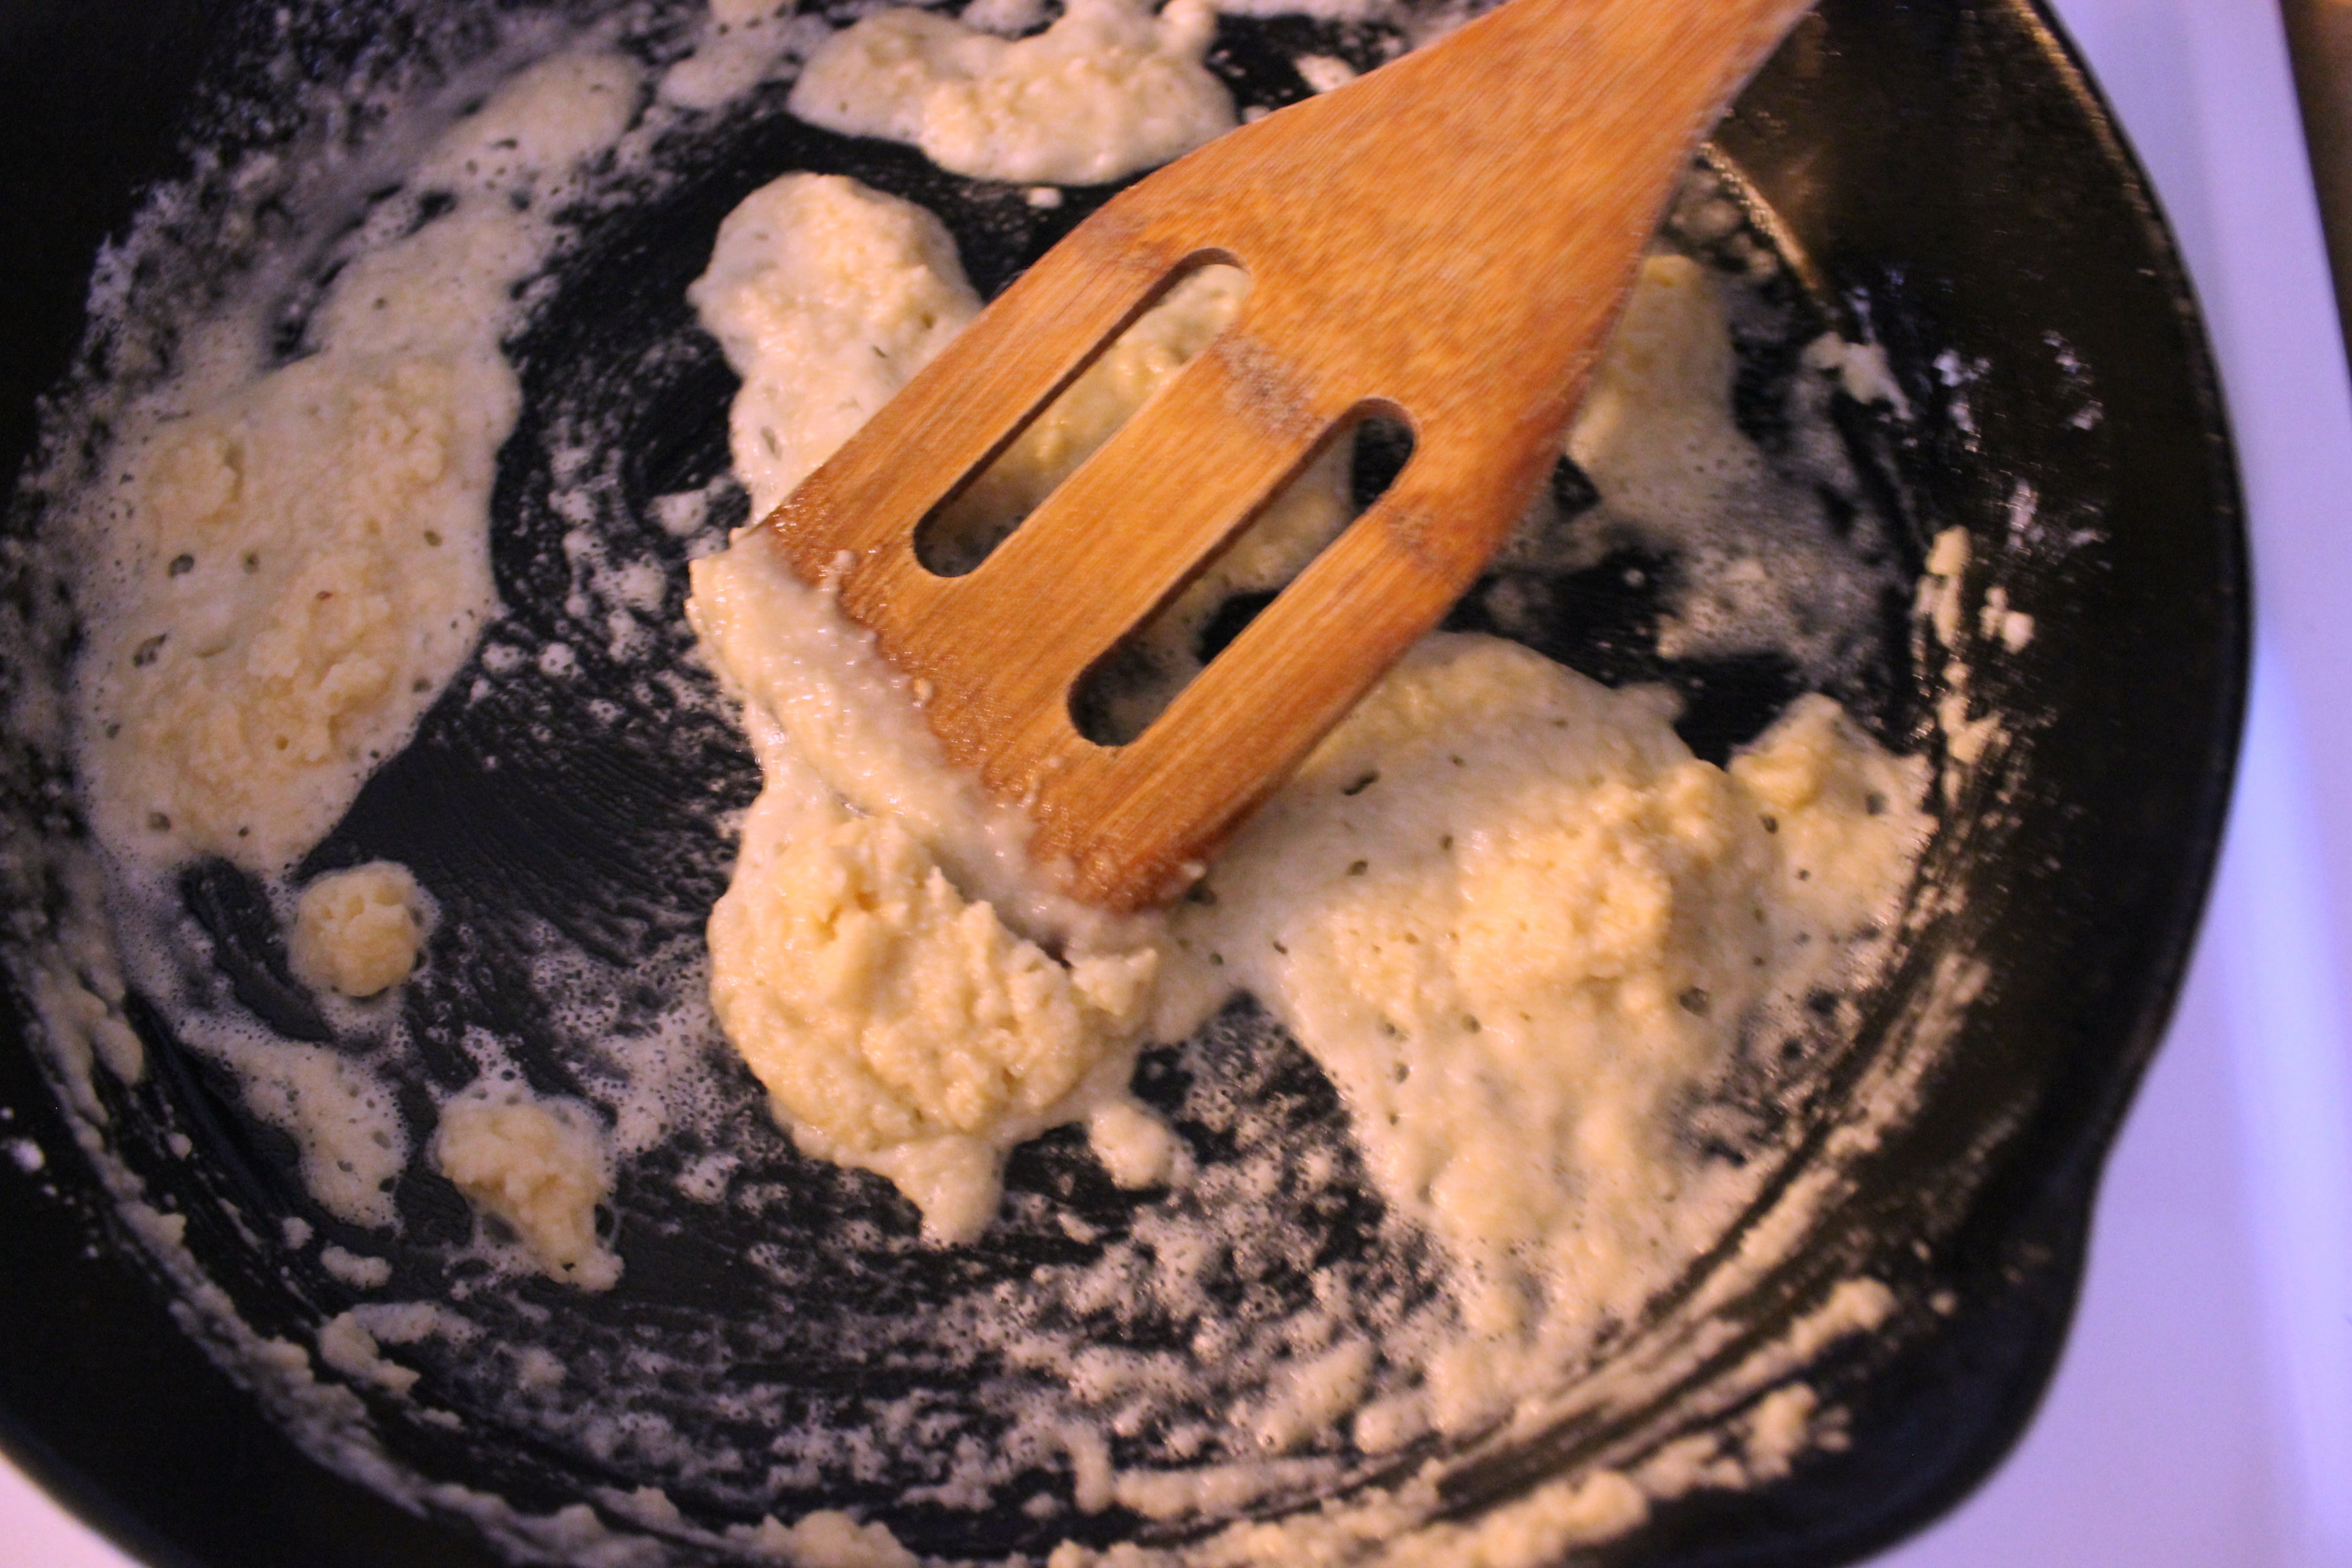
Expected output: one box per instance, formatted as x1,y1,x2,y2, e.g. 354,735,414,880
23,1,1961,1559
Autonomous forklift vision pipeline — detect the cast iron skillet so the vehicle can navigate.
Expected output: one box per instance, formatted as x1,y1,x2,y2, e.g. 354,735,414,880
0,0,2244,1564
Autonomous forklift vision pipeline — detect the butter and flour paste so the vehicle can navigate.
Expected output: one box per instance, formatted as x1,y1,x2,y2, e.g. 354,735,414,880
683,171,1928,1334
8,0,1959,1560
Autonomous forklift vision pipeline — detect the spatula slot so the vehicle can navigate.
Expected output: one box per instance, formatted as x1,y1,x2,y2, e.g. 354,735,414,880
1069,404,1417,747
910,257,1253,578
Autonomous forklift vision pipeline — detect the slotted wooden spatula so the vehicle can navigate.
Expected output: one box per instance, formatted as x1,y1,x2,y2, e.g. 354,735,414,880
753,0,1816,910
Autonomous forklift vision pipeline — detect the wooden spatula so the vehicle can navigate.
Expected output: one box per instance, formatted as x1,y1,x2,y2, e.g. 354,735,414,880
752,0,1815,910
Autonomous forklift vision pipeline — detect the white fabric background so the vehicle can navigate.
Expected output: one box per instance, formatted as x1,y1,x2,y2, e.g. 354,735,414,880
6,0,2348,1561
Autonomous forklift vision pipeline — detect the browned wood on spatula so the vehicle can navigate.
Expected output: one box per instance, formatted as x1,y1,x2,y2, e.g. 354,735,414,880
753,0,1815,910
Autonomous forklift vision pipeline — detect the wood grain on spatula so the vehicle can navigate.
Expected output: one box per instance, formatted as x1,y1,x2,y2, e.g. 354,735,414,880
753,0,1816,910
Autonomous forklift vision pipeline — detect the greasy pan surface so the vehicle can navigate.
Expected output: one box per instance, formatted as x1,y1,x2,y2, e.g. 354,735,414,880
0,0,2242,1564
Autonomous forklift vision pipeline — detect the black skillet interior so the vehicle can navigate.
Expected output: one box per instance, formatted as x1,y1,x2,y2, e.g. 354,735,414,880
0,0,2243,1565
